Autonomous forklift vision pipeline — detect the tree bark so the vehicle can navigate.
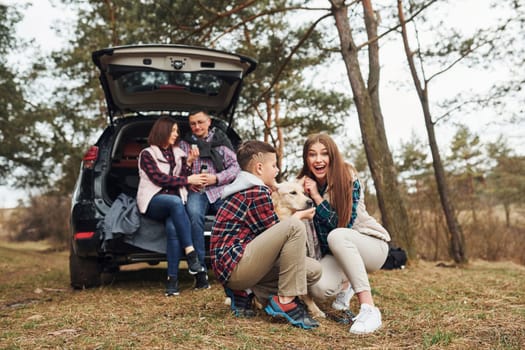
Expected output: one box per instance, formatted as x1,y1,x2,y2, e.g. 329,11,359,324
330,0,415,257
397,0,467,264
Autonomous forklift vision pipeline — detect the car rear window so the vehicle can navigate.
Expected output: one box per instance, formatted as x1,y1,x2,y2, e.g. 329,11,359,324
118,70,223,96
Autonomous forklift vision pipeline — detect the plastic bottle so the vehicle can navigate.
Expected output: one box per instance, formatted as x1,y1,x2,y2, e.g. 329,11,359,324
199,164,208,193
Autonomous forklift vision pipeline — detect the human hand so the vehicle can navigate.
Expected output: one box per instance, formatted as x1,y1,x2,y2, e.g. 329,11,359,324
292,207,315,220
188,174,207,187
203,173,217,186
187,146,200,164
303,176,323,205
188,184,200,192
303,176,319,196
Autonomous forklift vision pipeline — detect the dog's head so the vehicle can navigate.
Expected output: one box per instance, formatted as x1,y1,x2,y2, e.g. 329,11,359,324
272,180,313,219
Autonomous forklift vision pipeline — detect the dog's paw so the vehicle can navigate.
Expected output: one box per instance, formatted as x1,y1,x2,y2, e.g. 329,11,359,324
300,295,326,319
311,309,326,319
253,297,263,310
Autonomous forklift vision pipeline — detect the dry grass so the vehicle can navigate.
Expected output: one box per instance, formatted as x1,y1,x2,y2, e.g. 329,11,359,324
0,241,524,349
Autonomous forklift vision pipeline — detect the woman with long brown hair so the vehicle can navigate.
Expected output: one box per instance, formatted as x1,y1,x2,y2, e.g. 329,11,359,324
298,133,390,334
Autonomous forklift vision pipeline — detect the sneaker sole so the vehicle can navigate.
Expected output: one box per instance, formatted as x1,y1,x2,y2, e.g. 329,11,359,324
224,288,256,318
194,285,211,290
332,302,350,311
187,268,205,275
264,303,317,330
224,288,236,304
165,292,180,297
349,324,381,334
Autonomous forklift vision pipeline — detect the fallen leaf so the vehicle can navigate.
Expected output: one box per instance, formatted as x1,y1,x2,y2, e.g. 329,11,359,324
27,314,44,321
48,329,79,336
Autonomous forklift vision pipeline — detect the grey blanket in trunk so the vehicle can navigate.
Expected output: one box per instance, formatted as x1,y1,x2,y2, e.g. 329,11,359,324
101,193,167,254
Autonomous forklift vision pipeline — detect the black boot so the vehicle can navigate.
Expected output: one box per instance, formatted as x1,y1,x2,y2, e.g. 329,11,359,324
165,276,179,296
194,271,210,290
186,250,205,275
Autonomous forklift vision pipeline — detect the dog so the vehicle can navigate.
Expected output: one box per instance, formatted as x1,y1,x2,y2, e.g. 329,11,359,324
271,180,326,319
271,180,313,218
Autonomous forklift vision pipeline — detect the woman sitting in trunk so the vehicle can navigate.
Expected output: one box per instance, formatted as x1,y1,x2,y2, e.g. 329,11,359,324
136,116,208,296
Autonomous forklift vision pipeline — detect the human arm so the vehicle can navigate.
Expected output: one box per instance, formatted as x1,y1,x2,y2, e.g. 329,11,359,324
179,140,200,167
303,175,339,229
179,141,203,191
303,176,324,205
316,179,361,230
247,187,279,235
140,150,206,188
206,146,240,186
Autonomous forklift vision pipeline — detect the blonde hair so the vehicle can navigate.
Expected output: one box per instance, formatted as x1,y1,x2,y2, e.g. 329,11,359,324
297,133,356,227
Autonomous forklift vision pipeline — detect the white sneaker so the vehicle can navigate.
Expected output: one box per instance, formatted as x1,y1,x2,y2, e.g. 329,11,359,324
349,303,382,334
332,285,355,311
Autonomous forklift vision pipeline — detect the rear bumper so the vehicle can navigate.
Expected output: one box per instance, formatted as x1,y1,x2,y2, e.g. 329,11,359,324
70,205,213,262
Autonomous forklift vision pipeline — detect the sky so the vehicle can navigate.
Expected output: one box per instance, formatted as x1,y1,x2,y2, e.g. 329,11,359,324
0,0,523,207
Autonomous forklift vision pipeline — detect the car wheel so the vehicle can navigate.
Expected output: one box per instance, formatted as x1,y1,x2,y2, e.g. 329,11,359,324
69,243,102,289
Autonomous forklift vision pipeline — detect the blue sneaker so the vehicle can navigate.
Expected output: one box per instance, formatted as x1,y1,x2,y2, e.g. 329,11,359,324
264,295,319,329
224,287,255,318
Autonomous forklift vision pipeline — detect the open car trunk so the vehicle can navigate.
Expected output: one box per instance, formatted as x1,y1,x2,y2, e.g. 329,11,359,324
104,115,240,202
99,115,235,258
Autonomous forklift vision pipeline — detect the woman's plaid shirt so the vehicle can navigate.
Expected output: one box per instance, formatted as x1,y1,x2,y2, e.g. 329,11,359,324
210,185,279,284
314,179,361,256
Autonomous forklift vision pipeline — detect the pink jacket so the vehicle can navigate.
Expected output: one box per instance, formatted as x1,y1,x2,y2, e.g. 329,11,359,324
136,145,188,214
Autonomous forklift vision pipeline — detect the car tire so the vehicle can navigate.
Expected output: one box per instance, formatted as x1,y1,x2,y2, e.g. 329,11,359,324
69,243,102,289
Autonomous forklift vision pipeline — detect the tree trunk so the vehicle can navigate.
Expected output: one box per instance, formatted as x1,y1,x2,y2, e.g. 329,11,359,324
262,85,285,177
397,0,467,264
466,173,477,224
274,84,285,174
330,0,416,258
503,202,510,228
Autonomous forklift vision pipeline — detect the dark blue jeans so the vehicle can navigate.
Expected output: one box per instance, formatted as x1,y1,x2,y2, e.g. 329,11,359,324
145,194,193,279
186,191,223,267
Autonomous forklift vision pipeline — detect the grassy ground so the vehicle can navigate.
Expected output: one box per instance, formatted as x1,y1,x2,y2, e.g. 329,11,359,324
0,241,523,349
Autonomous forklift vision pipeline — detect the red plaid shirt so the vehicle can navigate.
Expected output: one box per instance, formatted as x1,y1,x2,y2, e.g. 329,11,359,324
210,185,279,284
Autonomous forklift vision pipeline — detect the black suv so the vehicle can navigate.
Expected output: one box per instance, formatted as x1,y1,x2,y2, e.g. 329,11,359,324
69,45,256,289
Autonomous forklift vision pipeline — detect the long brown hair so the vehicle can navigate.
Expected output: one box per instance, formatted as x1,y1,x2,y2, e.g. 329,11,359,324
147,117,178,147
297,133,355,227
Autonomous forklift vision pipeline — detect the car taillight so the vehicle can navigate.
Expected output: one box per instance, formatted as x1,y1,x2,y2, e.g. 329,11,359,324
82,146,99,169
74,231,95,240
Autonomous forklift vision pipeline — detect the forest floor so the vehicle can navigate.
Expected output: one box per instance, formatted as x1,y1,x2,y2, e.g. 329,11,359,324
0,240,524,349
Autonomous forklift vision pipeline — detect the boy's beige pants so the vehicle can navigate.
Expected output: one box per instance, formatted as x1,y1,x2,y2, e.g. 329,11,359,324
226,217,322,301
